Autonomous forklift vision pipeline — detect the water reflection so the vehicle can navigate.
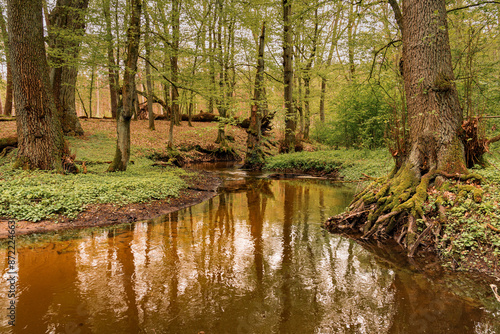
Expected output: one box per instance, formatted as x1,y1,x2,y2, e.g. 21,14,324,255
0,178,499,333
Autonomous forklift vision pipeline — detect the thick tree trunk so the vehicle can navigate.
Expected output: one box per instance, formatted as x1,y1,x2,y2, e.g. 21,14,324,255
401,0,466,176
325,0,468,254
107,0,141,172
282,0,296,152
8,0,68,170
48,0,88,136
243,23,266,169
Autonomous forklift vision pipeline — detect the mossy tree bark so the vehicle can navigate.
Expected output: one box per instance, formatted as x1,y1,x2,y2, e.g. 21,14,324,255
325,0,470,254
243,22,267,169
107,0,141,172
48,0,88,136
7,0,68,171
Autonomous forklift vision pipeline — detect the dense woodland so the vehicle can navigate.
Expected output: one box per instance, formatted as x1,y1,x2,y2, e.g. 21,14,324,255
1,0,500,255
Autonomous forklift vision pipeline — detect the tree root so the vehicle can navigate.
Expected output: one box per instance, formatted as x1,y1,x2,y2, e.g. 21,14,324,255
324,166,486,256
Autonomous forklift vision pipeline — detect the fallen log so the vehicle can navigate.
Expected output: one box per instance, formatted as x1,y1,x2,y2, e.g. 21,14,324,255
0,136,17,151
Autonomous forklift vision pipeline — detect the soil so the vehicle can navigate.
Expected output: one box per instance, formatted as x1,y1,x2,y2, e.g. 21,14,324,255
0,170,221,239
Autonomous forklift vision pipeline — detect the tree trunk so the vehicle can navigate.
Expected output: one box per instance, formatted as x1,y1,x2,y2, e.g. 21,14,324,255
215,0,226,145
170,0,181,127
145,3,154,130
0,4,12,116
243,22,266,169
107,0,141,172
303,9,319,141
325,0,468,254
48,0,88,136
282,0,296,152
401,0,466,176
8,0,68,170
103,0,118,119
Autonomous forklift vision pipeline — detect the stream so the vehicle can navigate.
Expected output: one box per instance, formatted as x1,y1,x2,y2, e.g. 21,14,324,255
0,166,499,333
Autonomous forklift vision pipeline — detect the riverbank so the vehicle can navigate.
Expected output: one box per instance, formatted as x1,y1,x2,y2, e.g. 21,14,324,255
0,119,236,238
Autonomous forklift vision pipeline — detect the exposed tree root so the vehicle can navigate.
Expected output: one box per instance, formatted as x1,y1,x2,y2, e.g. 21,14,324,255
324,166,484,257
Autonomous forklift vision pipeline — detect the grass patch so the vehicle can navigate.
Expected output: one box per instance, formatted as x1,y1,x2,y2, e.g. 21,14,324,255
264,148,393,180
0,130,190,222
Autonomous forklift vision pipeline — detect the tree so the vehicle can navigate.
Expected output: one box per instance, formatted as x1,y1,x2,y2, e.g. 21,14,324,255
282,0,296,152
103,0,119,119
7,0,72,171
144,0,155,130
107,0,141,172
47,0,89,136
326,0,472,254
0,3,12,116
243,22,267,169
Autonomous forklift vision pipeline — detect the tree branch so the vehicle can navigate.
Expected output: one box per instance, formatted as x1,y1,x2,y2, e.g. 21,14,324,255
388,0,403,33
448,1,500,13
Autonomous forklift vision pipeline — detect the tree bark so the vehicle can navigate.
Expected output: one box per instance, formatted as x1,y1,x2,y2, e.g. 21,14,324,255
243,22,267,169
103,0,118,119
8,0,68,170
48,0,88,136
282,0,296,152
0,4,12,116
170,0,181,128
401,0,466,176
144,2,154,130
303,9,319,141
107,0,141,172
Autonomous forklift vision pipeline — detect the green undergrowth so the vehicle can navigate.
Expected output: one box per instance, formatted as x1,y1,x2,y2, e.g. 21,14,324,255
429,151,500,276
264,149,392,181
0,134,190,222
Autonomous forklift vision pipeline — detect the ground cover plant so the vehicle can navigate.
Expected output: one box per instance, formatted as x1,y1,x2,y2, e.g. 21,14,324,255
264,148,393,180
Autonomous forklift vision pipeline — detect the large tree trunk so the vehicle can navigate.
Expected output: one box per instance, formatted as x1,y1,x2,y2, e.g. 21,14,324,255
282,0,296,152
243,23,267,169
8,0,68,170
107,0,141,172
325,0,468,254
401,0,465,176
48,0,88,136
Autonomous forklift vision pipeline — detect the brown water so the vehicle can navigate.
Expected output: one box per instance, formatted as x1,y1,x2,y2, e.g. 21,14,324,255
1,175,499,333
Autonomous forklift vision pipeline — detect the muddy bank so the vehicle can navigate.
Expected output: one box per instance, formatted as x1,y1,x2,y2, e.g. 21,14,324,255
0,170,221,239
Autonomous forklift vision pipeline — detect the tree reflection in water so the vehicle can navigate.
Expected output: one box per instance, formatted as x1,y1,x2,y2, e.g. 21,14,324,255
0,178,498,333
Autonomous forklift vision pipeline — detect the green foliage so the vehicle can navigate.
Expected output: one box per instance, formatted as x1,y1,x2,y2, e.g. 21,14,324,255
264,149,392,181
0,159,188,222
312,83,391,149
434,157,500,270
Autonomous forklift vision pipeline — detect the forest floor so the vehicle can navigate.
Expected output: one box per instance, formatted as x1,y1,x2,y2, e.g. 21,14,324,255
1,119,258,238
